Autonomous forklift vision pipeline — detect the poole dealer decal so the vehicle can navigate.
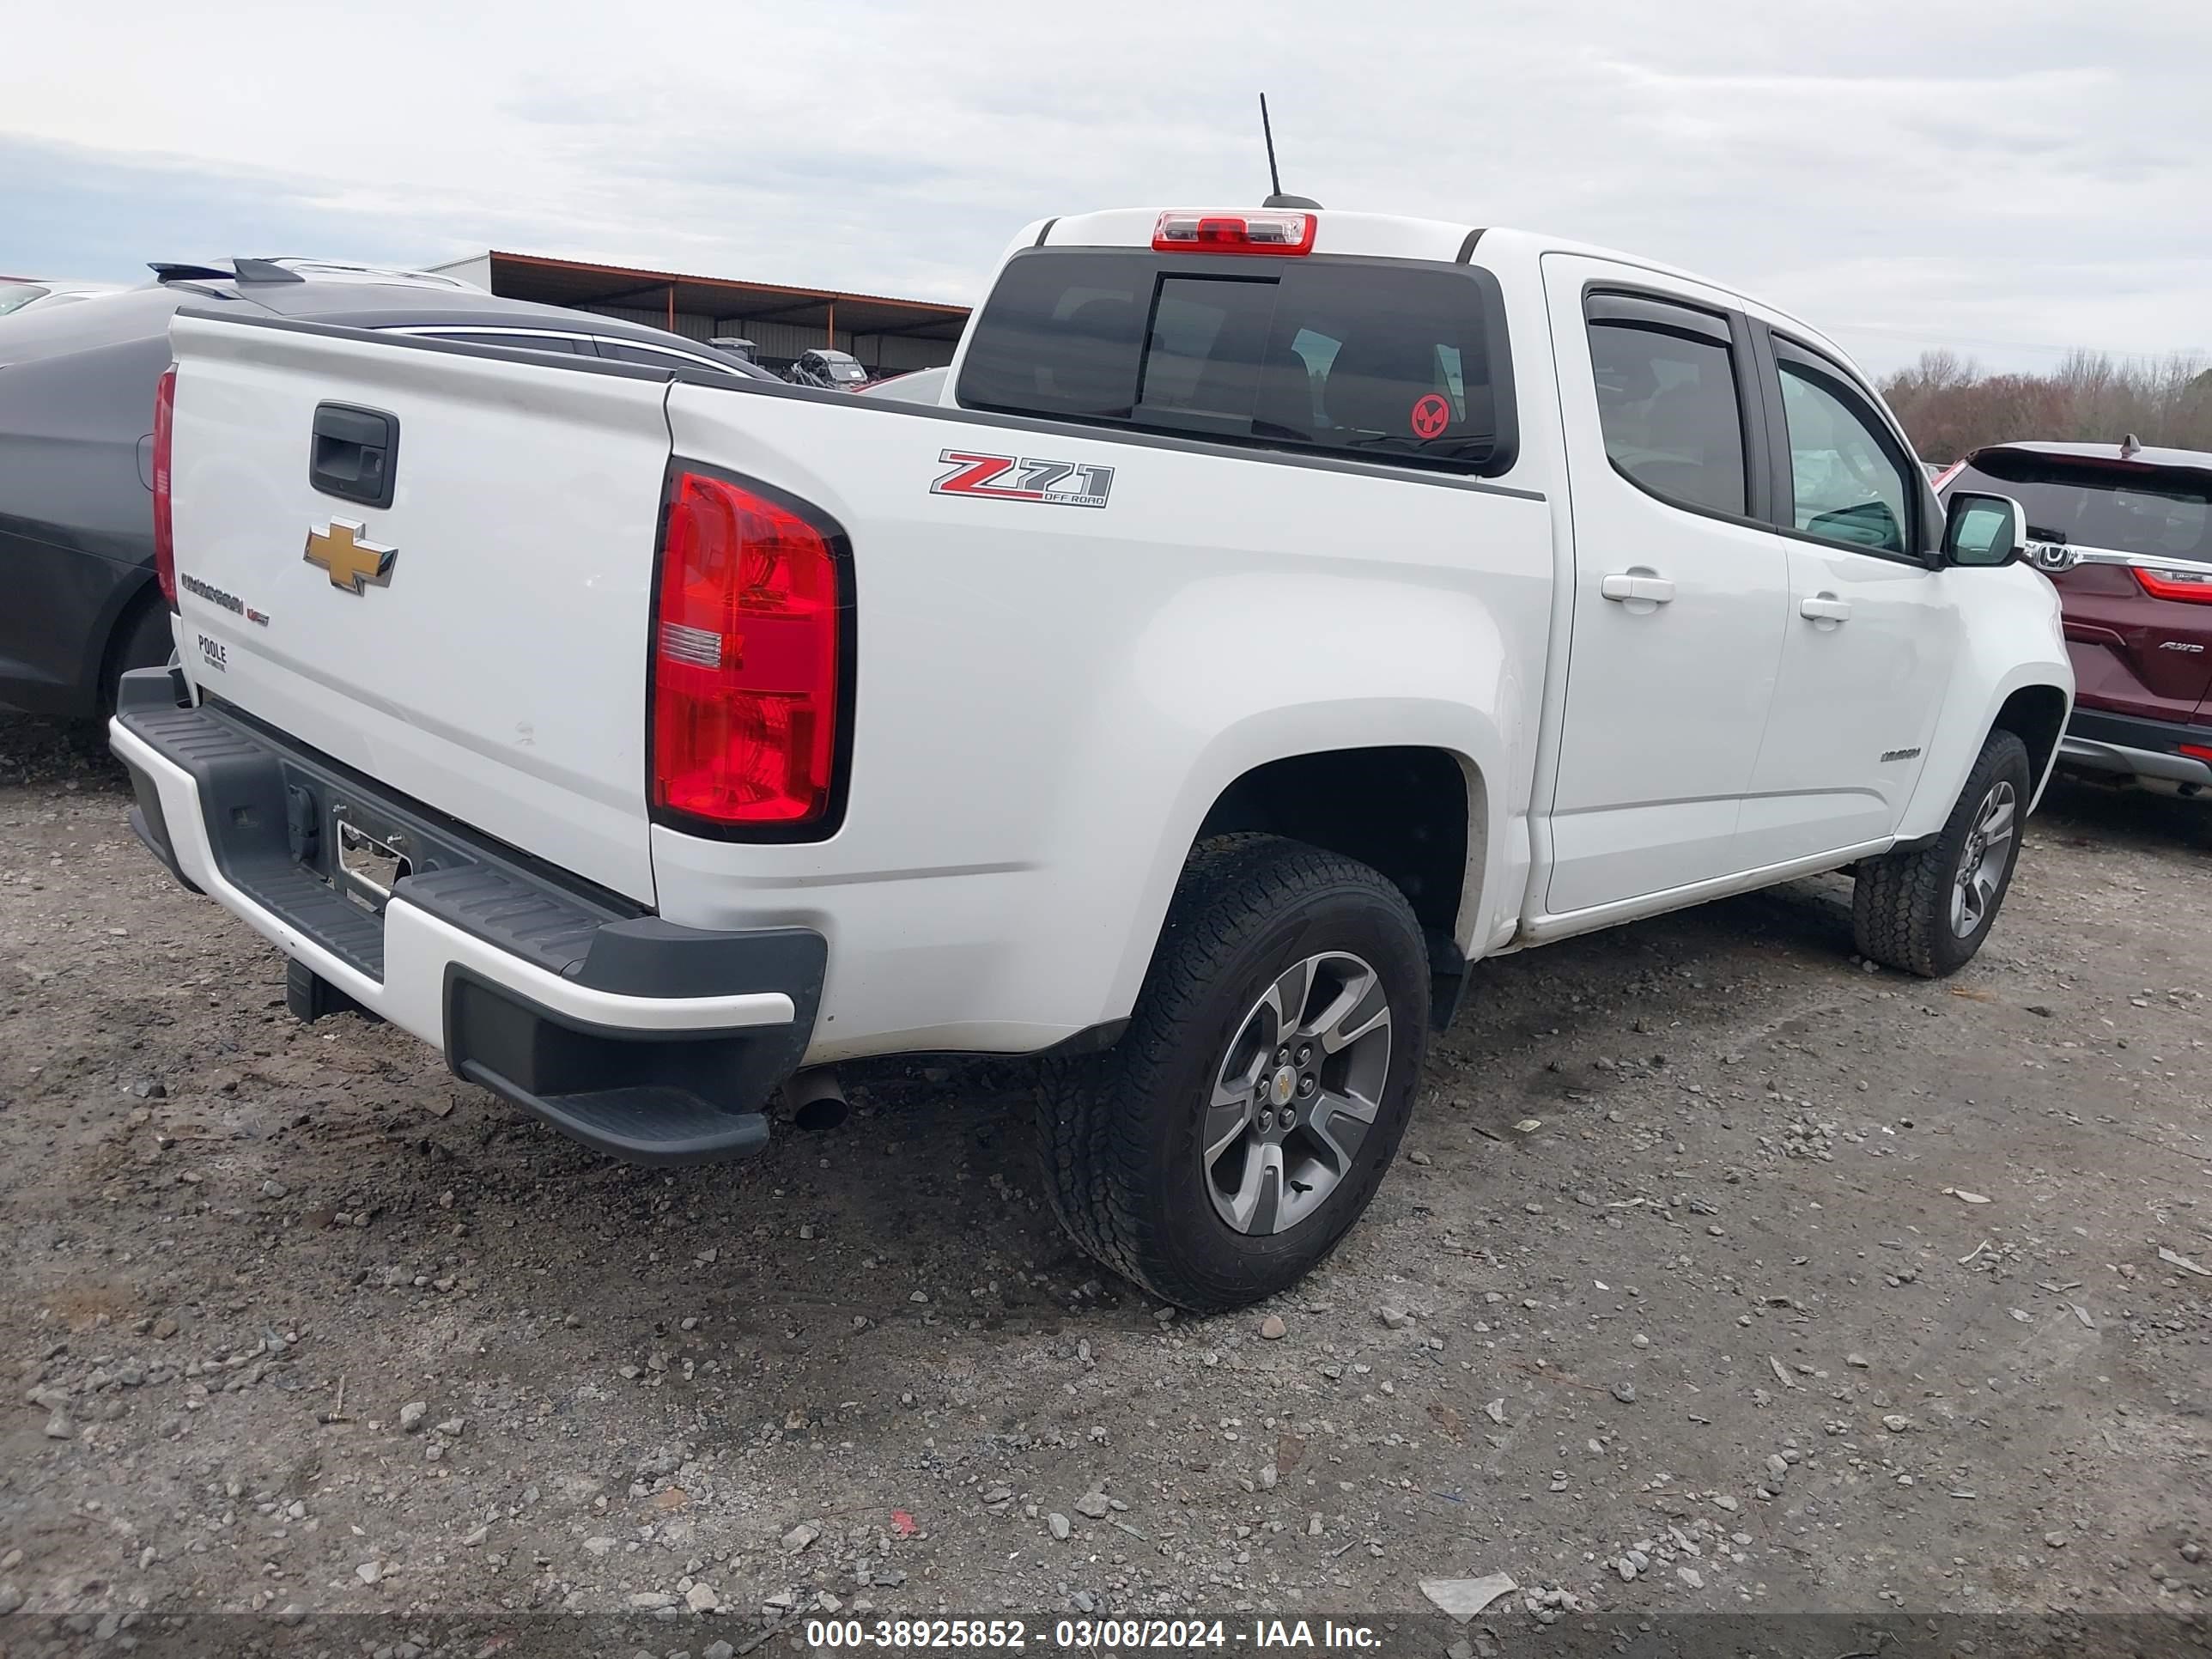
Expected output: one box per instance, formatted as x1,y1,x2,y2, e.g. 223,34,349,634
931,449,1115,509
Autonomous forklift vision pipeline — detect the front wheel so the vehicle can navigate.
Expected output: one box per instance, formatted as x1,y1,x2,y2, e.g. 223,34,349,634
1036,836,1430,1312
1852,729,2033,977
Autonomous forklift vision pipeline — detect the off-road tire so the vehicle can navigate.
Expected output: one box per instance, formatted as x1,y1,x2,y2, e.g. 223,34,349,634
1036,835,1430,1312
1852,729,2033,977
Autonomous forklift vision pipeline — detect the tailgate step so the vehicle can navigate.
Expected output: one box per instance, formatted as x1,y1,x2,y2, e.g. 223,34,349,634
458,1068,771,1164
397,865,609,980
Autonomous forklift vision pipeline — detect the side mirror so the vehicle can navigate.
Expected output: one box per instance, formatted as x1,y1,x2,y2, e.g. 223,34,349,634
1942,491,2028,567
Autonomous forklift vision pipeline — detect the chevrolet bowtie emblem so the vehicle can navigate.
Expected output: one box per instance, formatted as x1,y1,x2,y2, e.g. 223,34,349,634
304,519,397,594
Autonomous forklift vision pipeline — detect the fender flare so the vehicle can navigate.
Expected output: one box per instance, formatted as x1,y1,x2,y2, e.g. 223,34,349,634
1897,662,2073,838
1097,696,1513,1019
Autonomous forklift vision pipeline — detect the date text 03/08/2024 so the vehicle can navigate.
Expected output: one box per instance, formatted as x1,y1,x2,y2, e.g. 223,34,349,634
802,1619,1382,1650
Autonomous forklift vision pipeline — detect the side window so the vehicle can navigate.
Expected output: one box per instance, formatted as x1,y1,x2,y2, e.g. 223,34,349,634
595,340,716,372
1586,305,1747,517
429,331,585,355
1777,357,1912,555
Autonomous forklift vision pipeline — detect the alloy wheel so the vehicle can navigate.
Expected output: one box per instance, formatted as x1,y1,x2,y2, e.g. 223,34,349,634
1202,951,1393,1237
1950,780,2017,938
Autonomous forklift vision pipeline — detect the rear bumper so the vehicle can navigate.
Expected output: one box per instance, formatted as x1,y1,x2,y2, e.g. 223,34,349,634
2059,706,2212,792
107,669,823,1162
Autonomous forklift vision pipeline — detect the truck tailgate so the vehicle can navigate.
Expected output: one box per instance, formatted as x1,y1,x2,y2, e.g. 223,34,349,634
165,313,672,902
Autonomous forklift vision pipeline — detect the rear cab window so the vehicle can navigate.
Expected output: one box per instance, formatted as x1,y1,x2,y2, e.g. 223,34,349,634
957,248,1516,476
1952,452,2212,564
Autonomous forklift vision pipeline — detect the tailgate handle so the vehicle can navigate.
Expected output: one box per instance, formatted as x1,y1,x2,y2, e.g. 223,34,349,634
309,403,399,510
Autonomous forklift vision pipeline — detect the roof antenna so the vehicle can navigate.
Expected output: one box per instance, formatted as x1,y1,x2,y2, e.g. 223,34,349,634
1259,94,1322,211
2120,432,2142,459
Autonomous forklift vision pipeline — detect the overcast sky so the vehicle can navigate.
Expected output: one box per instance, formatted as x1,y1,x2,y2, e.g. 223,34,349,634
5,0,2204,374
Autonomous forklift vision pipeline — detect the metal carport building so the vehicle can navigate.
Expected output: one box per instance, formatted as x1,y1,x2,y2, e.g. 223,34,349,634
425,251,970,377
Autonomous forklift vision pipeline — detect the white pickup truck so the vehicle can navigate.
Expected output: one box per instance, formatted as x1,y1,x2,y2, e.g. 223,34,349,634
113,204,2072,1310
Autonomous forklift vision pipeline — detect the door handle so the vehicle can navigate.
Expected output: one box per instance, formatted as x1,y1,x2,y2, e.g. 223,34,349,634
1799,593,1851,623
1601,573,1675,605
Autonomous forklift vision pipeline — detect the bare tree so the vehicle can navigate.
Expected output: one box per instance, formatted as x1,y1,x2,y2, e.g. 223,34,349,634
1879,349,2212,460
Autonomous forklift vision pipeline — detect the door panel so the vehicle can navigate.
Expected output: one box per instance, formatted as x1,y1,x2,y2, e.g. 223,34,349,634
1738,339,1951,865
1738,542,1956,861
1541,257,1792,915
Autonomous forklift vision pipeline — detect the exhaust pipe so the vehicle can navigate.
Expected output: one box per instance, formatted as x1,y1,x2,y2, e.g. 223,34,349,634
784,1066,848,1133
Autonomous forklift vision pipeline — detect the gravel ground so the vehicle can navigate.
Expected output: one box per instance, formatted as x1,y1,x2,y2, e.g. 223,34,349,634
2,712,2208,1655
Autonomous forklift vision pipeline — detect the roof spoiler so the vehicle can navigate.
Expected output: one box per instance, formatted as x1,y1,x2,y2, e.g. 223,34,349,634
148,262,231,283
147,258,307,285
232,258,306,284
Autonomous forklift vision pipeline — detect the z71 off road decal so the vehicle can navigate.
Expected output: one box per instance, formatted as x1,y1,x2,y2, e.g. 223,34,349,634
931,449,1115,509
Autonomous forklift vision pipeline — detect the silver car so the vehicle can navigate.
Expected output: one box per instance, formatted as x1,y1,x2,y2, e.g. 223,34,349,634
0,279,126,318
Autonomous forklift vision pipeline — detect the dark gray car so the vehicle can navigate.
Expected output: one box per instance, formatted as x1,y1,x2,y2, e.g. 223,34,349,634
0,259,773,717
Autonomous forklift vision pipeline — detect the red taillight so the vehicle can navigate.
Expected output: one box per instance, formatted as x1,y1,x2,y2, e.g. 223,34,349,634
2130,565,2212,605
2180,744,2212,765
153,365,178,611
1929,460,1966,493
1152,210,1316,256
650,471,844,830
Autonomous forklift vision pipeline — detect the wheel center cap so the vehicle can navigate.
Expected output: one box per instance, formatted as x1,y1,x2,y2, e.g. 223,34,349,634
1269,1066,1298,1108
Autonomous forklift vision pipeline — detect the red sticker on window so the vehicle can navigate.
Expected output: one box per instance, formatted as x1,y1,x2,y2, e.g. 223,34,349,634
1410,393,1451,440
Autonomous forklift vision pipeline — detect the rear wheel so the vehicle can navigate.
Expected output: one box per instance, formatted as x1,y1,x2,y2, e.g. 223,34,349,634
1036,836,1430,1312
103,594,175,714
1852,729,2032,977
